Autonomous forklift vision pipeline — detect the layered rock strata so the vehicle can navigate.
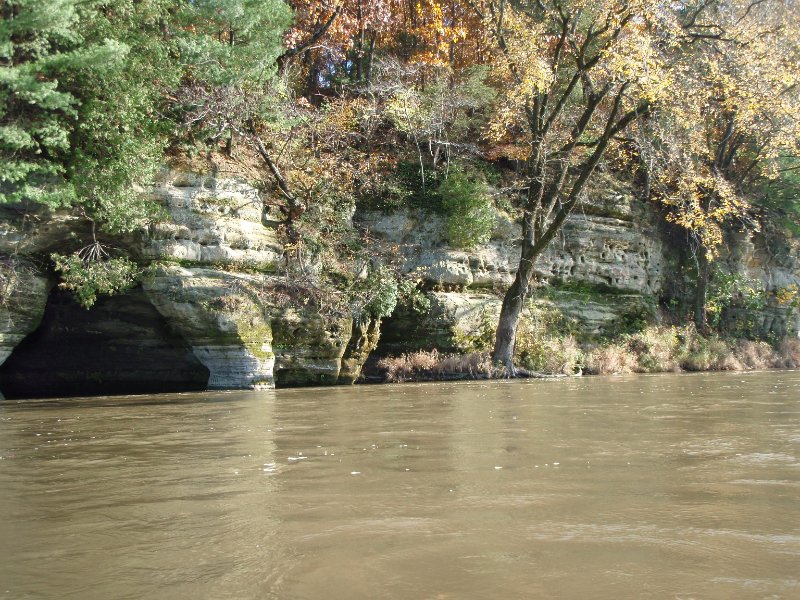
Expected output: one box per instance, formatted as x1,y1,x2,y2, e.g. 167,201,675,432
0,169,797,397
362,176,672,355
0,171,378,395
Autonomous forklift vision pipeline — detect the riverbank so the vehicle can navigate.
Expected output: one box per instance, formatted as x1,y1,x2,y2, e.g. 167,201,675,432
373,325,800,383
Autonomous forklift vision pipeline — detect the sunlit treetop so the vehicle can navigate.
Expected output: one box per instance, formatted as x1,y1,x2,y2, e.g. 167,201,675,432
650,0,800,252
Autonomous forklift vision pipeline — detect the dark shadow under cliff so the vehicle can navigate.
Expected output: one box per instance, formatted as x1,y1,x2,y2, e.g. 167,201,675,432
0,288,209,399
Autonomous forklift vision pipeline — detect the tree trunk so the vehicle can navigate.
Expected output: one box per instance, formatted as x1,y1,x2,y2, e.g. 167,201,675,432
694,191,714,332
364,32,376,86
694,244,711,332
492,240,536,374
356,1,364,82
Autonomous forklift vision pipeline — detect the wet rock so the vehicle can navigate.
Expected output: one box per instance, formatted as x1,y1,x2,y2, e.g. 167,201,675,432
338,317,382,384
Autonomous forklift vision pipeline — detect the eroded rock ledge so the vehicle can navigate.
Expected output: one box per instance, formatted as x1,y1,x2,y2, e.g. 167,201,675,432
0,170,377,397
1,169,797,397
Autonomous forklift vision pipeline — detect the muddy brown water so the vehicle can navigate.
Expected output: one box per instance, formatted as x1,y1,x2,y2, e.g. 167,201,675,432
1,371,799,599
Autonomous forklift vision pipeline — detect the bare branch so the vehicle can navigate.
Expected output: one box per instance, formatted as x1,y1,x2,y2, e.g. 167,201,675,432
277,6,342,71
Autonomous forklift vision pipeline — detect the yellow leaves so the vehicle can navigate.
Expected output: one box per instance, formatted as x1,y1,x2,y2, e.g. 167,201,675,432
452,26,468,43
480,0,681,148
602,25,671,102
405,0,480,67
642,0,799,260
321,98,359,133
660,165,750,254
385,89,426,134
677,0,800,156
774,284,800,307
478,9,553,142
493,11,551,87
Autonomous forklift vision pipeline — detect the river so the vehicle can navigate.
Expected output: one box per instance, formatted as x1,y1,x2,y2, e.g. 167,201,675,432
1,371,799,599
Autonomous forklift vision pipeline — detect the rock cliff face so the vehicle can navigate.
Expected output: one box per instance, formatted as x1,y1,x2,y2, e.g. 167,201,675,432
0,263,50,370
142,266,276,390
0,169,797,398
361,175,668,293
140,172,283,269
0,170,376,397
360,175,672,354
721,229,800,338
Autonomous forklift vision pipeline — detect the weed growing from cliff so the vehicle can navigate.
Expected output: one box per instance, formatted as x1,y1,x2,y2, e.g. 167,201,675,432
52,245,138,309
0,257,27,307
625,327,682,373
380,323,800,382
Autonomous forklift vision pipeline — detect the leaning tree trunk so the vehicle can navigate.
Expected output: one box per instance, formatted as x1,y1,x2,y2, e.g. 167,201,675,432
492,238,538,374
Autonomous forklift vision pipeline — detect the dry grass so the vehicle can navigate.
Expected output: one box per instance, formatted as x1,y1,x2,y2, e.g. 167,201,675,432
584,344,637,375
626,327,681,373
165,143,268,184
524,336,584,375
773,339,800,368
377,350,497,382
680,335,734,371
564,325,800,376
733,340,777,370
378,326,800,383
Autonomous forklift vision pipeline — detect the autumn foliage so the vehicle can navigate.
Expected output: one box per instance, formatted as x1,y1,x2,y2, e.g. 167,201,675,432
3,0,798,356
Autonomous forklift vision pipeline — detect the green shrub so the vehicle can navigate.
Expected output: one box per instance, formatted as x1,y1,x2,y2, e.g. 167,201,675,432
397,278,431,314
438,167,495,249
707,270,767,333
360,265,400,319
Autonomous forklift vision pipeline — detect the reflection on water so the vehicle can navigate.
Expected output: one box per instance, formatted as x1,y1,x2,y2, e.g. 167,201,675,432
1,372,799,599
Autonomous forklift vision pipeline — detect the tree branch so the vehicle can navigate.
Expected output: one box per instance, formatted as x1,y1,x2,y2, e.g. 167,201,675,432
277,6,342,71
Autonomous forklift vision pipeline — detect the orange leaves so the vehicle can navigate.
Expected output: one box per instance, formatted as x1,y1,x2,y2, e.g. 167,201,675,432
285,0,487,71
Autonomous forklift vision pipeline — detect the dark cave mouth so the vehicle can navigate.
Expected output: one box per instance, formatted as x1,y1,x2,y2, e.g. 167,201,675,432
0,288,209,400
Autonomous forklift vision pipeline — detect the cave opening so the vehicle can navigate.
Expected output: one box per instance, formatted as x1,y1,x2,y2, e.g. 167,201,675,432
0,287,209,399
358,308,448,382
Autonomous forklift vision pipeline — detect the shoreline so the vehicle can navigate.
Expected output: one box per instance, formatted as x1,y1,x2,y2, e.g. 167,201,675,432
3,362,798,403
370,328,800,384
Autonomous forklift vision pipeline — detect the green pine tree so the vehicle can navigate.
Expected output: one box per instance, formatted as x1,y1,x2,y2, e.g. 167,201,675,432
66,0,183,233
176,0,293,152
0,0,182,233
181,0,292,86
0,0,82,206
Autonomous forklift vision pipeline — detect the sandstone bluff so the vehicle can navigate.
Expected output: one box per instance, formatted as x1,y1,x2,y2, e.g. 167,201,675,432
1,169,798,397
